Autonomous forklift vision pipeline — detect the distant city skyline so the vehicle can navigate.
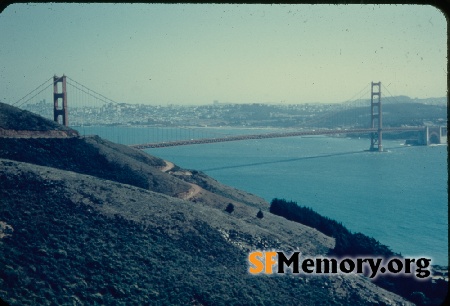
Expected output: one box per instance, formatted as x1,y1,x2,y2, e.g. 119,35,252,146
0,3,447,105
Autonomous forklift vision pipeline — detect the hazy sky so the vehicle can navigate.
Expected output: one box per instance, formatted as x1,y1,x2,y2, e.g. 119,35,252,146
0,3,447,105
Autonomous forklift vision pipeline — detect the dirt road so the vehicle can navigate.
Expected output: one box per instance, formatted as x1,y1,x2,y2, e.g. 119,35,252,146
160,160,202,200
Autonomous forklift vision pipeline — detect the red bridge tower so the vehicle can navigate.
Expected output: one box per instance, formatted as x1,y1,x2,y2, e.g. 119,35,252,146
370,82,382,152
53,75,68,126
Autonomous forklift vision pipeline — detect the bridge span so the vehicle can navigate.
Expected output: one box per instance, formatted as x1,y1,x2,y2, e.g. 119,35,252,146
129,126,426,149
16,76,445,151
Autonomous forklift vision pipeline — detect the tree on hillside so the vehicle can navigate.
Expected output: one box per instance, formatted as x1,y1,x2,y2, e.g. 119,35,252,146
225,203,234,214
256,210,264,219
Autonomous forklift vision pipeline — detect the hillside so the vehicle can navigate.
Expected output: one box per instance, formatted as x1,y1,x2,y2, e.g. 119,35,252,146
0,102,414,305
0,102,78,137
301,103,447,130
0,159,411,305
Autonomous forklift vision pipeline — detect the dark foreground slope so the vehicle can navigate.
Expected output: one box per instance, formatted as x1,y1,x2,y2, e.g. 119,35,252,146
0,159,411,305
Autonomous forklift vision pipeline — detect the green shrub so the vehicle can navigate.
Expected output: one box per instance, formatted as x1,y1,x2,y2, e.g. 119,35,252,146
256,210,264,219
225,203,234,214
269,198,395,257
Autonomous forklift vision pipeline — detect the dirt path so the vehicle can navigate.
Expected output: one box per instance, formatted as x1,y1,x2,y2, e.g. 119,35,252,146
160,160,202,200
182,183,202,200
160,160,174,172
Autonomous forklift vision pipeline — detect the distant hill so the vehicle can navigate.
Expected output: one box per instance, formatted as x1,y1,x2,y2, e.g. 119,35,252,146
206,97,447,128
310,102,447,129
388,96,447,106
349,95,447,106
0,102,415,305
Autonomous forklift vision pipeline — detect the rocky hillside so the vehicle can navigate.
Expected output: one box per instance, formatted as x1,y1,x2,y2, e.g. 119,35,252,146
0,102,413,305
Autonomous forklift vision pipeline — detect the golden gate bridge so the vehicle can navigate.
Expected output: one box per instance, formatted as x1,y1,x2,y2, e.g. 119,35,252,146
9,75,445,152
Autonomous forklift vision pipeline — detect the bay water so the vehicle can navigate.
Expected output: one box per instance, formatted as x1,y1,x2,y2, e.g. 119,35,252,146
76,126,448,265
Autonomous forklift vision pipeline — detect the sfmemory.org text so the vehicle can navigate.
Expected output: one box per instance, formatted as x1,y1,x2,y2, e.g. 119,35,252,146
248,251,431,279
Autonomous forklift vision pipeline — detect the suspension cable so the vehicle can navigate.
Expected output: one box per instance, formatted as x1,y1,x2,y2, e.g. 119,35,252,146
341,83,371,106
13,76,53,106
381,83,402,104
66,82,114,106
15,81,53,108
66,76,119,104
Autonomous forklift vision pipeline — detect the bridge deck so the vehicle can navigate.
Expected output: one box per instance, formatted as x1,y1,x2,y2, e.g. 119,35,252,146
129,127,425,149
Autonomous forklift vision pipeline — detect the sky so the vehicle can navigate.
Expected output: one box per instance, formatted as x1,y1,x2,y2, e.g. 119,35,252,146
0,3,447,105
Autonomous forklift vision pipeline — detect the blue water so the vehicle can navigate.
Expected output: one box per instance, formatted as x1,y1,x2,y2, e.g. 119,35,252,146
75,126,448,265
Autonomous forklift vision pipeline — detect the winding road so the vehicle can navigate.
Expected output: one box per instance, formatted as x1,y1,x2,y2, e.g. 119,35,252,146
160,160,202,200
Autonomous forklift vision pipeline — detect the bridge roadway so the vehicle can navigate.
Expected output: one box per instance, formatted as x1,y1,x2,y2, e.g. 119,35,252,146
129,126,425,149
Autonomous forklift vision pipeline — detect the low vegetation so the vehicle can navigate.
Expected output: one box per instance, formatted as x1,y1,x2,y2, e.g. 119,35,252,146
270,198,395,257
0,161,371,306
269,198,448,306
0,136,191,197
